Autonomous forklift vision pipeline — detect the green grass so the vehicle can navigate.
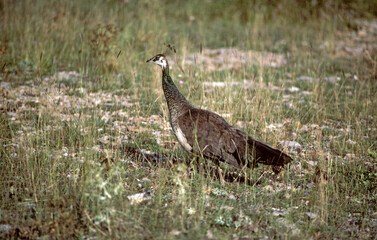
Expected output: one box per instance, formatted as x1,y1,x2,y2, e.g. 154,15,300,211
1,0,377,239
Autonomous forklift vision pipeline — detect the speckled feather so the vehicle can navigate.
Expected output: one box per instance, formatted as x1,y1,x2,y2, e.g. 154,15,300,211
147,54,292,171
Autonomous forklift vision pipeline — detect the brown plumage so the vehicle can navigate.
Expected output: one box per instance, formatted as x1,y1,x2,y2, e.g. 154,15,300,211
147,53,292,173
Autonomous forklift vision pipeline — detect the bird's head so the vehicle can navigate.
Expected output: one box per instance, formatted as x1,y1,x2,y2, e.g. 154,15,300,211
146,54,168,70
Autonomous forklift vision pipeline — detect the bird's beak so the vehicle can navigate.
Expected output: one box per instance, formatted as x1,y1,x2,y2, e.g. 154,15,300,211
146,57,154,63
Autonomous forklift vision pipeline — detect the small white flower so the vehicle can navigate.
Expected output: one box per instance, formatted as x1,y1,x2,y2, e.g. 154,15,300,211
187,208,196,215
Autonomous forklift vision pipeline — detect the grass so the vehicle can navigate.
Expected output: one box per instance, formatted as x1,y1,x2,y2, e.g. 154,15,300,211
1,0,377,239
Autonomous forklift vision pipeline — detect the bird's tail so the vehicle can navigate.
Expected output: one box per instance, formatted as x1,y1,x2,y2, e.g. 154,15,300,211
248,137,293,167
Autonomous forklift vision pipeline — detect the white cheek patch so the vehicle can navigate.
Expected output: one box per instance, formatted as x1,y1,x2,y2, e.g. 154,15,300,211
160,60,167,69
155,59,167,69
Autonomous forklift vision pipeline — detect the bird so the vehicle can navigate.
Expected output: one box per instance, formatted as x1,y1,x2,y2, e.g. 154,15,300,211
146,53,292,180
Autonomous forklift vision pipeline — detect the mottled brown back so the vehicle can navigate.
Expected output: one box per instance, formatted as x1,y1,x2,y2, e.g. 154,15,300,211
177,108,292,169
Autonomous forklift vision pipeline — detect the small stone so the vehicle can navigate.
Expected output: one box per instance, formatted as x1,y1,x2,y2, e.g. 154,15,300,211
324,76,340,83
263,185,274,192
228,193,236,200
271,207,287,216
300,91,312,95
170,230,181,236
203,81,226,87
344,153,356,160
297,76,314,82
305,212,318,219
307,161,318,166
0,224,12,234
265,124,277,130
278,141,302,153
127,192,151,205
286,86,300,92
207,230,213,239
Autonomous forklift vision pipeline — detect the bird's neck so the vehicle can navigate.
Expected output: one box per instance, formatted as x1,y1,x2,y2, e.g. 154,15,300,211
161,64,169,75
161,65,191,122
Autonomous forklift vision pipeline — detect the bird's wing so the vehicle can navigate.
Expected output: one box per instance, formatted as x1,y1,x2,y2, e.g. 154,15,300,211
177,108,249,169
177,108,293,170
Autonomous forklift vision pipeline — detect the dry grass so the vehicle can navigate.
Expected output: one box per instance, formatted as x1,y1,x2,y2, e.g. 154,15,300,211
1,0,377,239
